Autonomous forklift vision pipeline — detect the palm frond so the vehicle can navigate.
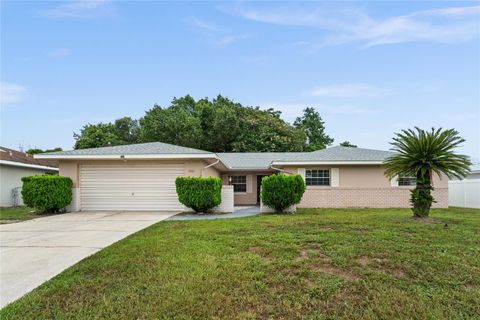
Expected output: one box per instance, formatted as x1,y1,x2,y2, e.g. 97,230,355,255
384,127,471,179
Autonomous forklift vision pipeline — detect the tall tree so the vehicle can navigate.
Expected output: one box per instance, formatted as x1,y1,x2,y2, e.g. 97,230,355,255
170,95,196,115
74,95,332,152
139,104,203,149
26,148,44,154
233,107,306,152
294,107,333,151
74,123,123,149
114,117,139,144
384,127,470,217
195,95,242,152
26,147,63,154
340,141,357,148
74,116,142,149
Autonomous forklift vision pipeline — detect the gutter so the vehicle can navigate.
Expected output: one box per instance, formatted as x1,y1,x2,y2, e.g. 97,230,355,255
0,160,59,171
34,152,236,173
271,160,384,166
269,164,292,175
201,159,220,176
220,167,272,172
34,154,220,160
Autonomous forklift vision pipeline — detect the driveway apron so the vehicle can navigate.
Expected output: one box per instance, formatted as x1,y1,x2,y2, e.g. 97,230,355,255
0,211,176,308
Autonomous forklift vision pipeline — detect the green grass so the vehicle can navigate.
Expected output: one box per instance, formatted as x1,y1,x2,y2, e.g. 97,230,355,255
0,206,38,223
2,207,479,319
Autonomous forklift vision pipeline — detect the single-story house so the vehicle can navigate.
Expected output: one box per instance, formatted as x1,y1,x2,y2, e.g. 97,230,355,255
0,147,59,207
35,142,448,211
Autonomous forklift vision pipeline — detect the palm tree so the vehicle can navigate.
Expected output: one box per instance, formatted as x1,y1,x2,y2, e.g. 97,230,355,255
384,127,471,217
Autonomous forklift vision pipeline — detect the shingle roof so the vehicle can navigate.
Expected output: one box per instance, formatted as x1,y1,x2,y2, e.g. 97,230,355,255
40,142,394,169
218,146,395,169
217,152,307,169
286,146,395,162
469,164,480,174
0,146,58,168
42,142,213,156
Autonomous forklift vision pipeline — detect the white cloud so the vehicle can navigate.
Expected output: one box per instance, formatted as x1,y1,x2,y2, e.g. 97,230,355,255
0,82,26,104
259,102,368,120
308,84,388,98
41,0,113,18
49,48,72,58
218,33,253,46
189,17,253,47
190,18,217,32
409,6,480,18
317,104,368,114
226,4,480,48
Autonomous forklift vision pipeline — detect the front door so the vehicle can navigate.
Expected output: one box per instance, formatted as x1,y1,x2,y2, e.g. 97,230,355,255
257,175,267,204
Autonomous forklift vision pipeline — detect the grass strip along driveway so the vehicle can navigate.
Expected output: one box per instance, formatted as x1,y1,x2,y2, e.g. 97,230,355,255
0,207,40,224
1,207,479,319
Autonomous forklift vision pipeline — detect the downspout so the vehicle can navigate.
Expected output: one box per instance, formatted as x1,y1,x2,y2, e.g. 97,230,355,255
201,159,220,177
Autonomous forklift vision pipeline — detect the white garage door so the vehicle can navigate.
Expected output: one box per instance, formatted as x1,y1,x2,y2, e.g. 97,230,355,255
80,164,184,211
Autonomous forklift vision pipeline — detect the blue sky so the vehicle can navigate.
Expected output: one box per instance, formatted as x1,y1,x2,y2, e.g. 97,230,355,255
1,1,479,160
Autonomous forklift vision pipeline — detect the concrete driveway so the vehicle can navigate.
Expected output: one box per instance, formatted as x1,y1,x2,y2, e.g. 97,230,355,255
0,211,176,308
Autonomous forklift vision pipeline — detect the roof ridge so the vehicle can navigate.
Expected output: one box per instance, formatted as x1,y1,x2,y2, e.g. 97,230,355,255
43,141,213,155
217,151,310,154
0,146,59,167
217,146,394,169
312,145,394,153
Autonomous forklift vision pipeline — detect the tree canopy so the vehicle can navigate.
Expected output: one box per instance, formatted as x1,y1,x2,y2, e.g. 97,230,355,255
339,141,357,148
26,147,63,154
294,107,333,151
73,95,333,152
383,127,470,217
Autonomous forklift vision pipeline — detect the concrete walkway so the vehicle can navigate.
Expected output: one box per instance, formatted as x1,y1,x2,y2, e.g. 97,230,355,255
0,211,176,308
167,206,261,221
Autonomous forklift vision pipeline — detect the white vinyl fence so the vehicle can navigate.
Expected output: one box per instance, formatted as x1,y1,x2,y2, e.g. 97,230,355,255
448,179,480,209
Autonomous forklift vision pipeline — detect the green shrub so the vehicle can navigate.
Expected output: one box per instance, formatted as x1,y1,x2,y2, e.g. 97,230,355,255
21,175,73,213
176,177,222,212
261,174,305,212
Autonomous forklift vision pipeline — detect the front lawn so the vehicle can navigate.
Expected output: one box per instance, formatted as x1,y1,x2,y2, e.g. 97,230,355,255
1,207,479,319
0,206,38,223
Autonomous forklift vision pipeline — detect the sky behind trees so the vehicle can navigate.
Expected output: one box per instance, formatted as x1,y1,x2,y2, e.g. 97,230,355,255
1,1,479,160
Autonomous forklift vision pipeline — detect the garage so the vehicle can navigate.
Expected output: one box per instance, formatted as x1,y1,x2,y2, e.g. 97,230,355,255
80,163,185,211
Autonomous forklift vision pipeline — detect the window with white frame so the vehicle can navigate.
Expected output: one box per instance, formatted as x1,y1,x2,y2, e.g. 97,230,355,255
398,176,416,186
305,169,330,186
230,176,247,192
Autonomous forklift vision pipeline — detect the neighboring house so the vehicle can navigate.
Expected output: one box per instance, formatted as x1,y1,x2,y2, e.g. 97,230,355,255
450,164,480,180
36,142,448,211
448,164,480,209
467,165,480,179
0,147,59,207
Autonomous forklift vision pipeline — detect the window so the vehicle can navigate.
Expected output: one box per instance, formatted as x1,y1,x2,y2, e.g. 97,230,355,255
231,176,247,192
306,169,330,186
398,176,416,186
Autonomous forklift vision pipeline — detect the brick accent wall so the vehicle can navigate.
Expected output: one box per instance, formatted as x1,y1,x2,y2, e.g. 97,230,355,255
299,187,448,208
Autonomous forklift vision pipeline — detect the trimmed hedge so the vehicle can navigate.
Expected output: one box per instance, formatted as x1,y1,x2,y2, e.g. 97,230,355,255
176,177,222,212
261,174,306,212
21,175,73,212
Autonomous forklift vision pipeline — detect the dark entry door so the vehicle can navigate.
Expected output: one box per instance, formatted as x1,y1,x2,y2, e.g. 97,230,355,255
257,175,267,204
